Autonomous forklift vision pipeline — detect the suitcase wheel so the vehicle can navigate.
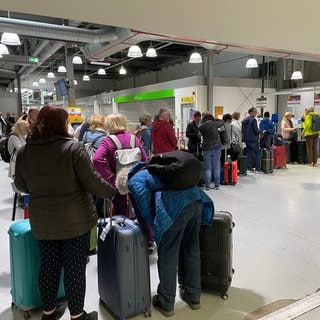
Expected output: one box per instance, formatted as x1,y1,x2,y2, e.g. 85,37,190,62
143,308,152,317
222,293,228,300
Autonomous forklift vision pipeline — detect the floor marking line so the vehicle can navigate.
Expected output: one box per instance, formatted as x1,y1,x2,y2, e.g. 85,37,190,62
259,291,320,320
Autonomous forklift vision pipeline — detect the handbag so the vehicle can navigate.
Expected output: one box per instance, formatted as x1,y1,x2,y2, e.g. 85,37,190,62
230,125,241,153
230,140,241,153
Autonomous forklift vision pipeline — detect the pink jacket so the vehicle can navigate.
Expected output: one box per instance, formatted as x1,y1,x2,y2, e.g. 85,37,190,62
281,119,293,139
93,132,147,186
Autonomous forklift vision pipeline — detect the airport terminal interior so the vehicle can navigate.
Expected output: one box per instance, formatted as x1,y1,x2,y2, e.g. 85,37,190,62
1,158,320,320
1,2,320,320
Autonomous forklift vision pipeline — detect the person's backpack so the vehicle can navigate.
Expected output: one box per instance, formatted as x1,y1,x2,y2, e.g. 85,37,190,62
109,134,142,195
218,124,229,145
0,136,11,163
311,114,320,131
83,132,106,161
147,150,202,190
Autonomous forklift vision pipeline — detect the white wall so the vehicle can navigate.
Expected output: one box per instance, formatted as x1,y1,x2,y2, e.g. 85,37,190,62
212,78,276,120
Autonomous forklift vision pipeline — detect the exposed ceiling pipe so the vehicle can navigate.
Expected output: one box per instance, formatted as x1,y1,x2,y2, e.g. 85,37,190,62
2,17,319,63
130,29,320,62
0,17,120,43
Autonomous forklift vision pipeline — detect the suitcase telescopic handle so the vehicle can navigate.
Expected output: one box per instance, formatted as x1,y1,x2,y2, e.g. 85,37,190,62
103,198,113,228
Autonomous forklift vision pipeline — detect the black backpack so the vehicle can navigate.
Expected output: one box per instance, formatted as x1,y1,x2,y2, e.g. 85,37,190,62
147,150,202,190
0,136,11,163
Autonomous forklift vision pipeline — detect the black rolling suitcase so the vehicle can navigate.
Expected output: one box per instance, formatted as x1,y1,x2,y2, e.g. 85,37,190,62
237,152,247,176
296,141,308,164
199,210,234,299
98,200,151,319
261,148,274,173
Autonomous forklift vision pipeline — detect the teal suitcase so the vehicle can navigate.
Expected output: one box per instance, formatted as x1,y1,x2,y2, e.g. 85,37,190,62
8,219,65,315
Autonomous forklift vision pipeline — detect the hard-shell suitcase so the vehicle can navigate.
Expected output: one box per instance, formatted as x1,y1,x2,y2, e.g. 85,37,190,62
199,210,234,299
8,219,65,316
273,145,287,168
237,154,247,176
223,160,238,185
296,141,308,164
98,209,151,320
261,148,274,173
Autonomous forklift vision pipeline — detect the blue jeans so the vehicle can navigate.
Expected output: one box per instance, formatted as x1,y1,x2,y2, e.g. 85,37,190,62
203,146,221,187
246,141,261,170
156,201,202,310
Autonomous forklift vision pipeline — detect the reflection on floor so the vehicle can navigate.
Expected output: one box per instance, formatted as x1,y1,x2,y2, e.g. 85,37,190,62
1,159,320,320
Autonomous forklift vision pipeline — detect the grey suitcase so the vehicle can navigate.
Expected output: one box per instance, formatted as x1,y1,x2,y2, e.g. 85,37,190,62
98,209,151,320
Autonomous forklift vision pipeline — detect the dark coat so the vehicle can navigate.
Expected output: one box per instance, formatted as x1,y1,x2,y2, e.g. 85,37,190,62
241,116,260,143
14,135,116,240
186,120,201,154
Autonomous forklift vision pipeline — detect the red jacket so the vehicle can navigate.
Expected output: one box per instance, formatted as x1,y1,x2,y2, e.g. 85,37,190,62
152,120,177,154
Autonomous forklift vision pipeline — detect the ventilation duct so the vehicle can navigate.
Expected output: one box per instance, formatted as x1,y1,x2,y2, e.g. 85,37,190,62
0,17,120,44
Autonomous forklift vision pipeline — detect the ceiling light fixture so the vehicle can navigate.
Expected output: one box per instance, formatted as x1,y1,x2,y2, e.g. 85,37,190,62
32,81,39,87
291,70,303,80
1,32,21,46
82,74,90,81
245,57,258,68
39,78,46,84
97,68,106,75
146,47,157,58
189,51,202,63
90,61,111,66
47,71,55,79
0,44,9,55
119,65,127,75
72,55,83,64
127,45,143,58
58,65,67,73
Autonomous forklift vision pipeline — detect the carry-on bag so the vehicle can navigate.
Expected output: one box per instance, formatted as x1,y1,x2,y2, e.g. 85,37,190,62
199,210,234,299
261,148,274,173
272,145,287,168
237,153,247,176
296,141,308,164
98,200,151,319
8,219,65,316
223,158,238,185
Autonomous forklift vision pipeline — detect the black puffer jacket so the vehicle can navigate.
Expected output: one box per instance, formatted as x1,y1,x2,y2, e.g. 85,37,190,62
14,135,116,240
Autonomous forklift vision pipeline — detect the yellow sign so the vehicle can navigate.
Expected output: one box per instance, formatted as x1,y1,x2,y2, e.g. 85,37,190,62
181,96,195,103
68,107,83,123
215,106,224,119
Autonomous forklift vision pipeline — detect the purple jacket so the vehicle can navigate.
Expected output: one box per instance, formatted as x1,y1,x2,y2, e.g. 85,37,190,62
93,131,147,186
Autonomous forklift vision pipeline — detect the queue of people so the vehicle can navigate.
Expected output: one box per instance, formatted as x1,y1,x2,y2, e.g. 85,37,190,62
3,103,319,320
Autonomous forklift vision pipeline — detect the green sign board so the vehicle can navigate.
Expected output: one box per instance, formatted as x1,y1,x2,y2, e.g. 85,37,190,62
114,88,174,103
29,57,39,63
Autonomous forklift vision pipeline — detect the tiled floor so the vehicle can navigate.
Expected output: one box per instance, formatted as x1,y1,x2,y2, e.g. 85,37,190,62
1,158,320,320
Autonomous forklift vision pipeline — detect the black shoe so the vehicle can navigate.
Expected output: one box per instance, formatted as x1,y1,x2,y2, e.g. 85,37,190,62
179,289,201,310
42,304,65,320
152,295,174,317
72,311,98,320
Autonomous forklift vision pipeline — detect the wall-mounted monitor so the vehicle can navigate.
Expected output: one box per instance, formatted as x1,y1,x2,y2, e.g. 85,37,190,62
54,78,68,97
